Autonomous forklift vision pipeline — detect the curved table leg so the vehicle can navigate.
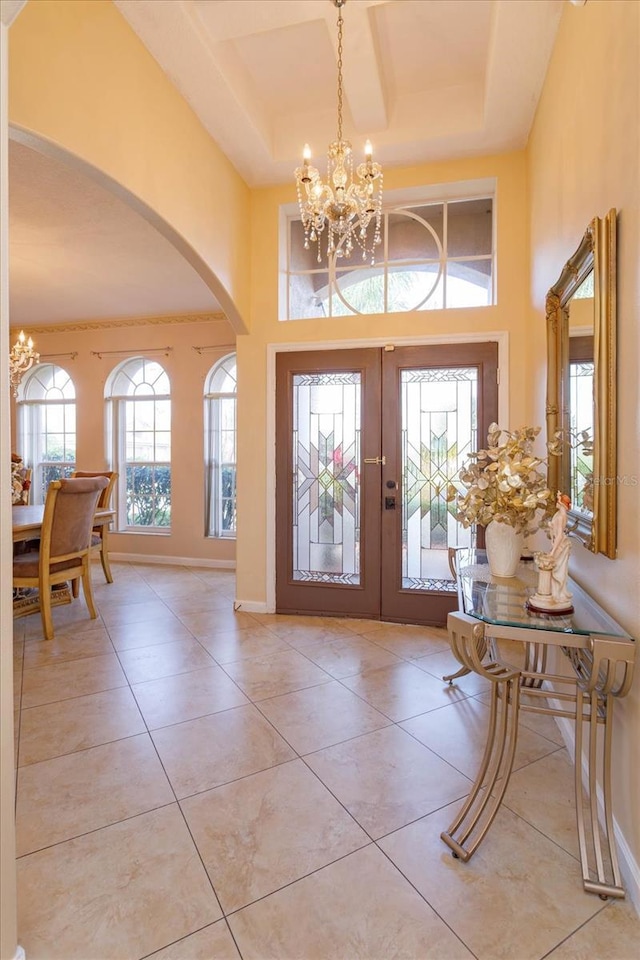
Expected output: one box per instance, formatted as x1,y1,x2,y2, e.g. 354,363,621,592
441,675,520,860
443,664,473,684
567,637,635,898
442,611,522,861
575,687,624,898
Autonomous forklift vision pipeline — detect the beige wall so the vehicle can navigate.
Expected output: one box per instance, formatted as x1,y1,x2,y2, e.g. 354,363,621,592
528,0,639,890
236,151,531,605
9,0,251,332
1,17,20,960
11,317,237,565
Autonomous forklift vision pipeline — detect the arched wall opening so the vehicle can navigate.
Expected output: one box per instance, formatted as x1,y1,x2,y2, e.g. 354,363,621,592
9,125,247,333
8,0,250,334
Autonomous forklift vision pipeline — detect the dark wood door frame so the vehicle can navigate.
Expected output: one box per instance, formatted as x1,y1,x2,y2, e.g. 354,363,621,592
275,341,499,625
276,349,382,618
380,342,498,625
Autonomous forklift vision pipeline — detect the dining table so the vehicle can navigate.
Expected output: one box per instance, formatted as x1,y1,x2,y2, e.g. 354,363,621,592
12,505,114,542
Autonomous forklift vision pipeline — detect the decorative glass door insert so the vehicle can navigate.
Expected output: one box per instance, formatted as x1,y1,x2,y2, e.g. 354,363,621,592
292,372,361,585
401,367,478,591
569,358,594,512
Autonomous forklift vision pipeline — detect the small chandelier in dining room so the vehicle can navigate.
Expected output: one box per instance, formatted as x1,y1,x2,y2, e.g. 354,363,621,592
9,330,39,396
294,0,383,265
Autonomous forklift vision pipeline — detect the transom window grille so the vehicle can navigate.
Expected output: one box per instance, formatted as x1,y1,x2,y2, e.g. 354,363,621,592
106,358,171,530
284,194,494,320
205,354,237,538
17,363,76,504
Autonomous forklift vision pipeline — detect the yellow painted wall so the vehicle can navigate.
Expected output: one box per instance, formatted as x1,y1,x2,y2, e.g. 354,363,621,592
11,317,237,565
528,0,639,877
1,18,19,960
236,151,531,605
9,0,251,332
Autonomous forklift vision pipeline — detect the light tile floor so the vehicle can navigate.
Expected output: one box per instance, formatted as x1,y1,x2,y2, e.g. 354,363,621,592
12,562,640,960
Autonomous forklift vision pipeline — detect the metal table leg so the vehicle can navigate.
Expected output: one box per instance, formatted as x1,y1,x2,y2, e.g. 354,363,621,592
441,675,520,860
441,611,522,860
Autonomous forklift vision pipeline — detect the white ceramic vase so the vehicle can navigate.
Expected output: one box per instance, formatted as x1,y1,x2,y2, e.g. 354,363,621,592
484,520,524,578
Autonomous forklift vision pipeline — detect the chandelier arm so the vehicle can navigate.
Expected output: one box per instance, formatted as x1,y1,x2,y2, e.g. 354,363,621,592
9,330,40,397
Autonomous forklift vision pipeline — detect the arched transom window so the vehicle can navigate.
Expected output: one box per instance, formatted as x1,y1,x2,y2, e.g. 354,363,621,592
17,363,76,504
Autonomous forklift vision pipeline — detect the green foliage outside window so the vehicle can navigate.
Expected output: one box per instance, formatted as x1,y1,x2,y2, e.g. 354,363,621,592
221,466,236,533
126,465,171,527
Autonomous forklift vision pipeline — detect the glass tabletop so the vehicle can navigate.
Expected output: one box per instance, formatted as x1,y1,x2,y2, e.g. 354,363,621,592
455,549,631,639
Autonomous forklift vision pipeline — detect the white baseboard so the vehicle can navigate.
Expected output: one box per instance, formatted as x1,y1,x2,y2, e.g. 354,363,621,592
552,710,640,915
233,599,269,613
107,552,235,570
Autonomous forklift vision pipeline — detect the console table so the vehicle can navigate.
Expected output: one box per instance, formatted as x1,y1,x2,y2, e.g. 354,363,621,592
442,549,635,899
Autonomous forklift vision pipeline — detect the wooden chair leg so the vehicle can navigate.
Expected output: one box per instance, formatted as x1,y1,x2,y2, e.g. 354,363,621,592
39,578,55,641
82,560,98,619
99,531,114,583
71,577,80,598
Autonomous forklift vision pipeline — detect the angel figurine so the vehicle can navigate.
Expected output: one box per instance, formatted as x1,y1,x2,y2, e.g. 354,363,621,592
527,492,574,615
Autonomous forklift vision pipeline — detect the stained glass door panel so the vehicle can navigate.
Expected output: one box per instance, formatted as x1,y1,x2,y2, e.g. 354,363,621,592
401,367,478,591
380,343,498,625
569,359,594,513
276,350,382,618
292,373,361,584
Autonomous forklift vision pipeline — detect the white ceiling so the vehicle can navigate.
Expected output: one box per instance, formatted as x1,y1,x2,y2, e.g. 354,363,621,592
9,0,565,329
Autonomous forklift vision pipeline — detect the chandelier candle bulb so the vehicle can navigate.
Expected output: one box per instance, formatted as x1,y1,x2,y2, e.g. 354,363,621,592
9,329,40,396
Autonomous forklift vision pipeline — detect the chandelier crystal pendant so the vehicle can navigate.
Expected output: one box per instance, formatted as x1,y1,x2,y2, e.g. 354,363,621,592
294,0,383,265
9,330,39,397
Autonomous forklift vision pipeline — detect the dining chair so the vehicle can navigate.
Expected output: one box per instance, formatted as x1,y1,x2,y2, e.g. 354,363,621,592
71,470,118,583
13,476,109,641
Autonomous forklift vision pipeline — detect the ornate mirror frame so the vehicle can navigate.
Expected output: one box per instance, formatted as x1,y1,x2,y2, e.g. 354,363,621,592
546,209,617,558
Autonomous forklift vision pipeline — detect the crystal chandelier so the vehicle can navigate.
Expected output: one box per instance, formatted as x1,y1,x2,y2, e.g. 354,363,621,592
294,0,383,264
9,330,39,396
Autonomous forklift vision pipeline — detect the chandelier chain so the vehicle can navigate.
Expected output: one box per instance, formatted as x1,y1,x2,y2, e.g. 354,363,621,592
336,5,344,143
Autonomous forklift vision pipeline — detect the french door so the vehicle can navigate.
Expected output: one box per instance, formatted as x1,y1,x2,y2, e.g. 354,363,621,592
275,342,498,625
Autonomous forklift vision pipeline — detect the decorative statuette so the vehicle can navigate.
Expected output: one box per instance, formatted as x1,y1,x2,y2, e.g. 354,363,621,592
528,492,574,615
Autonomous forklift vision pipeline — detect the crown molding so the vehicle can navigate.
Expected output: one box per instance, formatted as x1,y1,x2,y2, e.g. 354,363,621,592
10,312,229,336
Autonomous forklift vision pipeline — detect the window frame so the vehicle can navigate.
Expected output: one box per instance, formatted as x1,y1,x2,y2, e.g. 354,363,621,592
204,353,237,539
280,178,497,321
106,357,172,534
16,363,77,504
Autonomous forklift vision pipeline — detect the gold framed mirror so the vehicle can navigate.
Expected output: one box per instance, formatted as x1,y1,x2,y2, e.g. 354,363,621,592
546,209,617,558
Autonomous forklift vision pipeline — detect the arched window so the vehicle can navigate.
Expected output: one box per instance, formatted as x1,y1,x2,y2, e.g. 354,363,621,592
106,357,171,530
17,364,76,504
204,353,236,537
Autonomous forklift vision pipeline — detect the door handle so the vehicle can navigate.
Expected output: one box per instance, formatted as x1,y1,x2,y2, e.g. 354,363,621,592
364,456,386,466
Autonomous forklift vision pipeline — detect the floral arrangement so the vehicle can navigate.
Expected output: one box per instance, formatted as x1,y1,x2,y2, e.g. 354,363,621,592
11,453,30,506
449,423,553,532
